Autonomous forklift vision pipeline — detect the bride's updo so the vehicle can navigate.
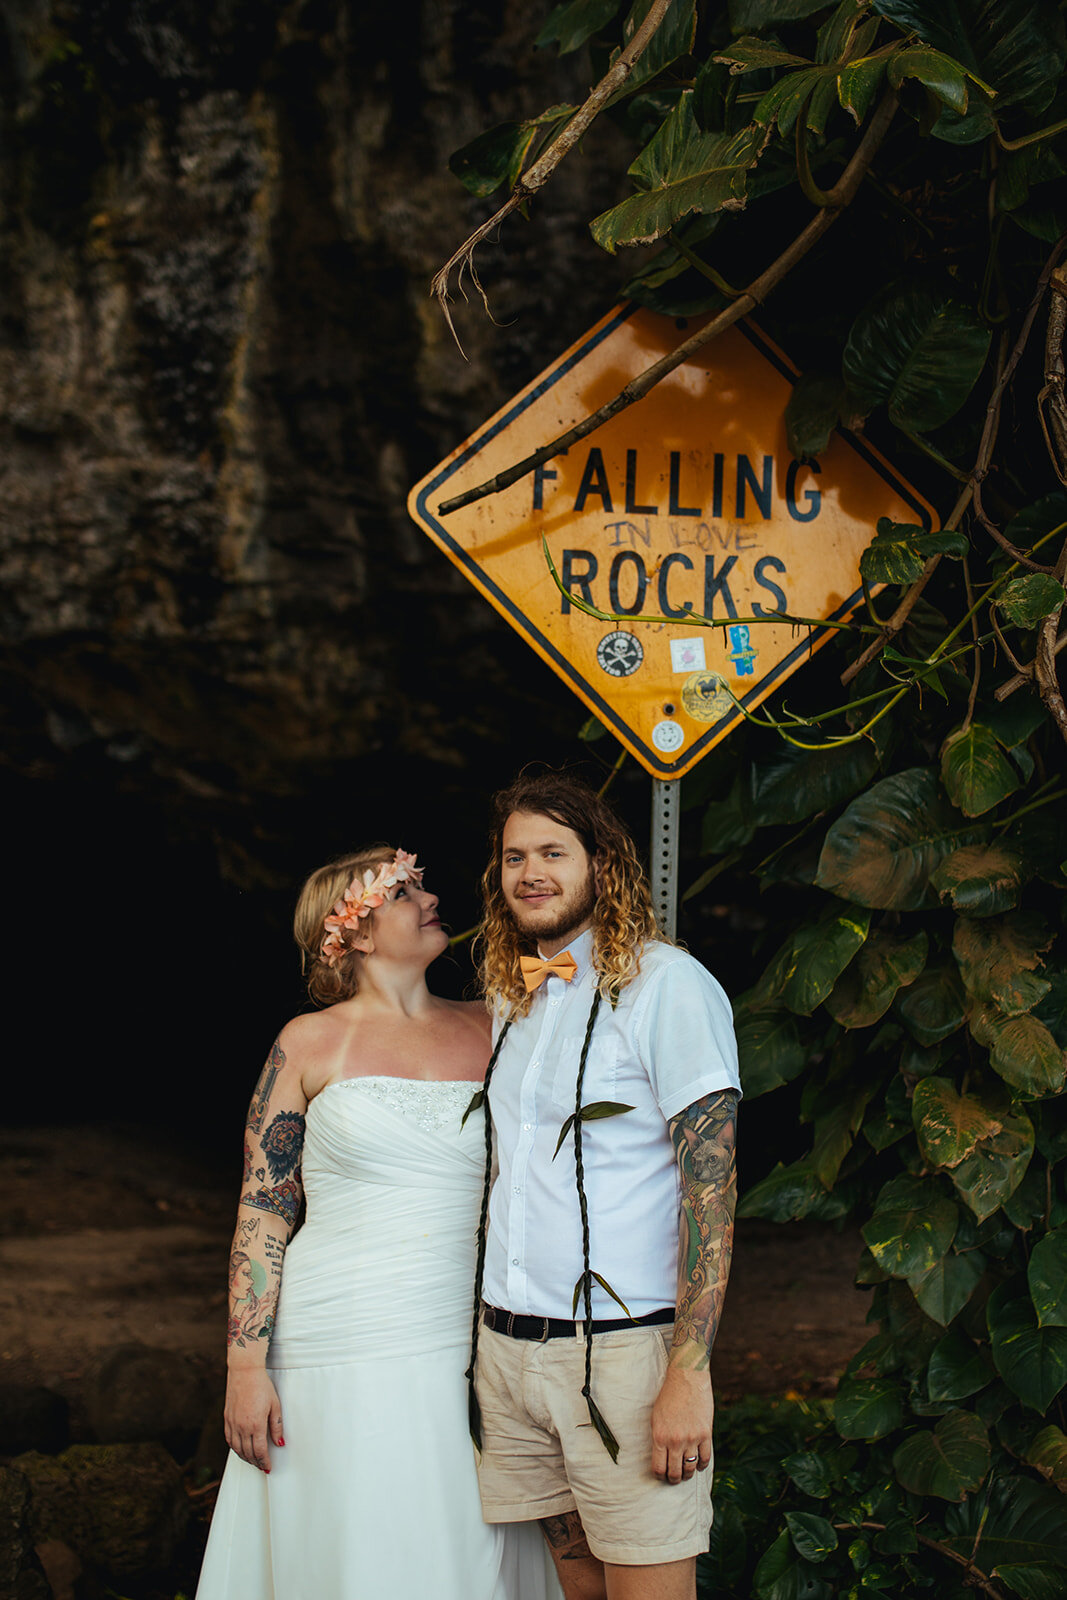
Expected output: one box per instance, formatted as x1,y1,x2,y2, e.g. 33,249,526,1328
293,845,395,1006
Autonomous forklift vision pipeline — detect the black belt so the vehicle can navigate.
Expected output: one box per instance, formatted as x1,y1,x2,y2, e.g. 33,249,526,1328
481,1303,674,1341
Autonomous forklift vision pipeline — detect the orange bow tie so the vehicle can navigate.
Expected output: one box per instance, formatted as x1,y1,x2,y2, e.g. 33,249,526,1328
519,951,578,992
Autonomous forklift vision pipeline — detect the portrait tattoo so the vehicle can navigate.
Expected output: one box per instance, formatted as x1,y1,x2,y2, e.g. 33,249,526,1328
247,1039,286,1135
261,1110,306,1182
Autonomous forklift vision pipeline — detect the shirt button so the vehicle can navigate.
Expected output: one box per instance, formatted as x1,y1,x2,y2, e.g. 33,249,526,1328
513,1185,522,1193
523,1123,532,1131
531,1059,540,1068
512,1258,520,1266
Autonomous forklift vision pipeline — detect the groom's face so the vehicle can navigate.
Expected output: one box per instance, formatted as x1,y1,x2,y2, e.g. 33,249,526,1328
500,809,597,956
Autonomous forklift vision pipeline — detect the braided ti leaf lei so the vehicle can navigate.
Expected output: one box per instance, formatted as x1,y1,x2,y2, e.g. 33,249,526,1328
465,990,634,1461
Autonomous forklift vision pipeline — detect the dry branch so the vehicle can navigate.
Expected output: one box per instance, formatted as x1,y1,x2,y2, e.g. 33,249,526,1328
842,243,1067,687
431,0,675,350
437,90,900,516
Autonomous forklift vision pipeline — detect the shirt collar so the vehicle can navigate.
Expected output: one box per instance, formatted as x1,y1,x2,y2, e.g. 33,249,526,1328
536,925,594,979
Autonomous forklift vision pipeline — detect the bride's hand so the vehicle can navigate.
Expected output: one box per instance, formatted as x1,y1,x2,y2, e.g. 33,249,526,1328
224,1367,284,1473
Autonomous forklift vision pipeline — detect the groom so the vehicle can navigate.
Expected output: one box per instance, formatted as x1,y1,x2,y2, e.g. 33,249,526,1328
470,771,740,1600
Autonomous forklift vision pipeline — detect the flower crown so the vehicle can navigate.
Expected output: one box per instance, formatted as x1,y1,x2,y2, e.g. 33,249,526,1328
320,849,423,967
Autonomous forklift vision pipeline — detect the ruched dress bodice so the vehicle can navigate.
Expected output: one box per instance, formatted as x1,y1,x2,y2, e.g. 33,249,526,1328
197,1079,556,1600
269,1078,482,1368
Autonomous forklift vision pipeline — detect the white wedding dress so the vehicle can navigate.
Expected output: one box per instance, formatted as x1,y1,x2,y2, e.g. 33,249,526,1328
197,1078,558,1600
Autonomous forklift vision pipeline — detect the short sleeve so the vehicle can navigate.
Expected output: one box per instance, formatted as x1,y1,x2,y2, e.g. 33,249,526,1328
630,951,741,1122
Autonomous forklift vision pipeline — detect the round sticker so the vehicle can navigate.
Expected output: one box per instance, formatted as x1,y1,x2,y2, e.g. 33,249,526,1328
651,719,685,752
596,630,644,678
681,671,734,724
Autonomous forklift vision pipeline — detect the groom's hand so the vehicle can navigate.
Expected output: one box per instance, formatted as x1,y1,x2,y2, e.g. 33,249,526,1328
650,1366,713,1485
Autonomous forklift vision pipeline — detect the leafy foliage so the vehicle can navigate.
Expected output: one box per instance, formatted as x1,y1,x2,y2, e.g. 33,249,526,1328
451,0,1067,1590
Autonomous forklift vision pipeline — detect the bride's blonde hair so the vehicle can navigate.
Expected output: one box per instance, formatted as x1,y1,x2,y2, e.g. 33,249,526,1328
293,845,395,1006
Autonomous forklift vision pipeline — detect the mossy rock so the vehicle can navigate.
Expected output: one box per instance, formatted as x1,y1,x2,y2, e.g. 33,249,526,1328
15,1441,188,1581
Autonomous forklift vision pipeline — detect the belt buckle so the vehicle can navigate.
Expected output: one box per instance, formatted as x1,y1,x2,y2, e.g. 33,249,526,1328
537,1316,550,1343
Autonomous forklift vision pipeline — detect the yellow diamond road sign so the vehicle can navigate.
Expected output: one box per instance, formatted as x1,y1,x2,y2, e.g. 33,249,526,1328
407,304,937,779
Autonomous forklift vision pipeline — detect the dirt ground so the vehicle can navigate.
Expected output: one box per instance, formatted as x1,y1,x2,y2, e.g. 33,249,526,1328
1,1125,872,1410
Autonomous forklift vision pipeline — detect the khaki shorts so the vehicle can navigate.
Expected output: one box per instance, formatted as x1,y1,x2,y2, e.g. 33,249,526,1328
474,1321,713,1567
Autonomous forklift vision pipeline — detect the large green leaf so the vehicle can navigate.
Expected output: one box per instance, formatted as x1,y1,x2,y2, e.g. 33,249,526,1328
996,574,1067,628
872,0,1067,114
616,0,698,97
1026,1423,1067,1490
590,94,765,250
729,0,830,27
536,0,623,52
763,903,871,1016
784,1513,838,1564
988,1278,1067,1411
862,1173,958,1278
737,1158,852,1223
834,1376,905,1441
949,1103,1034,1221
714,36,811,74
995,1563,1067,1600
887,43,972,112
1028,1229,1067,1327
842,282,991,432
752,1531,834,1600
908,1248,985,1325
970,1008,1067,1099
736,1008,809,1097
784,371,849,459
812,1082,877,1189
942,1475,1067,1569
750,739,880,827
912,1076,1004,1170
826,929,927,1028
896,964,967,1045
940,723,1022,817
930,842,1026,917
837,52,889,123
449,105,577,196
954,913,1052,1014
927,1330,995,1402
816,768,982,910
892,1409,990,1500
859,518,969,584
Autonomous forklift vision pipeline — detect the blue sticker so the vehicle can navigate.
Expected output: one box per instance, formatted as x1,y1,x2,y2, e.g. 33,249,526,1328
727,623,757,677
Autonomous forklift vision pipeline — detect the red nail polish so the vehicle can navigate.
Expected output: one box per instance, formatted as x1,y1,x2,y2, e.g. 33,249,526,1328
278,1437,285,1446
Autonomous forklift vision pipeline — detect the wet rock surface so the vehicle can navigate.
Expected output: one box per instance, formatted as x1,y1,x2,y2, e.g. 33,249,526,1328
0,0,624,833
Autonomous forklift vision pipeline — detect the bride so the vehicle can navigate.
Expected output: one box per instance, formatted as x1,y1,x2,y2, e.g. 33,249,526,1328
196,845,557,1599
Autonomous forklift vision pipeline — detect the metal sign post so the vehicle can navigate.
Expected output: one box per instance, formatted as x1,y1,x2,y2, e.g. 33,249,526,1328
650,778,680,941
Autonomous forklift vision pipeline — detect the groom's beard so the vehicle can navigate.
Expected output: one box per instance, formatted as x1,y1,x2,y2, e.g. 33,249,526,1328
509,871,597,948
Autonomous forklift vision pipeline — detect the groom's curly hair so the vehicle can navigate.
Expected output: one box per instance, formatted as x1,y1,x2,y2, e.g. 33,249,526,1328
478,770,661,1014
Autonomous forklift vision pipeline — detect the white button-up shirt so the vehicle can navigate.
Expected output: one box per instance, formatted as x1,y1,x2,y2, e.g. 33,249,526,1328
482,929,740,1320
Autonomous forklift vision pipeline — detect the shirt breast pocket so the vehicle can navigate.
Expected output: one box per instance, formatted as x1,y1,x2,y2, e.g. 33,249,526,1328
549,1031,617,1114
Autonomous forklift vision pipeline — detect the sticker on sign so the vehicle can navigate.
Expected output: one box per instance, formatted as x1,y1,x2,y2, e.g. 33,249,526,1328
407,303,937,779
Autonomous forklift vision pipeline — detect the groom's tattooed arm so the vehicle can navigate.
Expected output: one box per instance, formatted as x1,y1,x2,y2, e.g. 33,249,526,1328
228,1038,307,1357
666,1088,738,1369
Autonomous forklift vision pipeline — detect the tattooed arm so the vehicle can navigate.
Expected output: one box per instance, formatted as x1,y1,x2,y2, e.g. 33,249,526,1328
224,1034,308,1474
649,1087,738,1484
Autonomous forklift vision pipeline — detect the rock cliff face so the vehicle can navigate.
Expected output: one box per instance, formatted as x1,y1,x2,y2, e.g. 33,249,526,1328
0,0,626,882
